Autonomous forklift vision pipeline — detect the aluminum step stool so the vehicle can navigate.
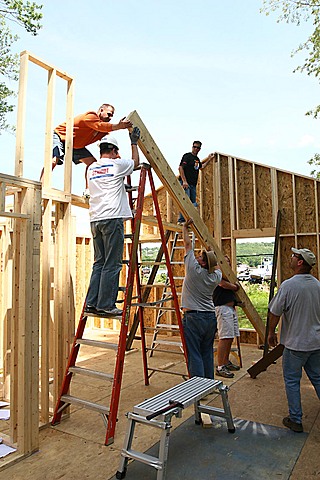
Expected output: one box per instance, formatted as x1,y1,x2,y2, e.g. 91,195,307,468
116,376,235,480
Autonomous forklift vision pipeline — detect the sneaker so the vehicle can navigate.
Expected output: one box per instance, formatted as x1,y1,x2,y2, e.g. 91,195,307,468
84,305,97,314
215,366,234,378
282,416,303,433
227,360,240,371
96,307,123,317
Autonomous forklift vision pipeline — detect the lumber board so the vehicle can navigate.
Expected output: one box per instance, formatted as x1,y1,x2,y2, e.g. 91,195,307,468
247,344,284,379
127,110,265,340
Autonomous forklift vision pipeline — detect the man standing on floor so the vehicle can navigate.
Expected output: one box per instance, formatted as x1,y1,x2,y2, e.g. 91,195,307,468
268,247,320,433
181,219,222,378
213,255,241,379
84,127,140,316
177,141,215,224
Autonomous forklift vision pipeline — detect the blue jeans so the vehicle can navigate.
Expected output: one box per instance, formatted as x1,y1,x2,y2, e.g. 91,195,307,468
86,218,124,310
182,311,217,378
282,347,320,424
178,182,198,223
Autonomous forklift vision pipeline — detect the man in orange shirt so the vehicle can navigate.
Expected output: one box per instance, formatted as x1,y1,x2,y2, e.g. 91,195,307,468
42,104,132,190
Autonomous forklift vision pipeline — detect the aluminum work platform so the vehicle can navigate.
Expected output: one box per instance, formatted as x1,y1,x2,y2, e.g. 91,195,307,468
116,376,235,480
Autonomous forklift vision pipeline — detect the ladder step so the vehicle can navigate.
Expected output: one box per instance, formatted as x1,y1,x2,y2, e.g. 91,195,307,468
146,347,184,355
151,339,182,347
61,395,110,415
69,366,114,382
77,339,118,350
147,367,185,377
122,448,163,469
145,324,180,331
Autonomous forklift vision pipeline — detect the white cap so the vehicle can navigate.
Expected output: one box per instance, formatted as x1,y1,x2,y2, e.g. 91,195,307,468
291,247,316,266
99,136,119,148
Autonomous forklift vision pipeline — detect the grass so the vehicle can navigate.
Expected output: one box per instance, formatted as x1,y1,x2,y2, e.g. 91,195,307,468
237,283,272,329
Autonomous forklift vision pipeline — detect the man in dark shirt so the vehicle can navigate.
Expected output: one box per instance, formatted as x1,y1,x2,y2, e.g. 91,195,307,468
213,255,241,378
177,141,215,224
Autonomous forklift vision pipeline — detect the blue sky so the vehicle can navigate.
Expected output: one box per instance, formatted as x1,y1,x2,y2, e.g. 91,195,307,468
1,0,319,208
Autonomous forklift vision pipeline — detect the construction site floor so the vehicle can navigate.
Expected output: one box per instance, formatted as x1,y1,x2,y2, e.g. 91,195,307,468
0,330,319,480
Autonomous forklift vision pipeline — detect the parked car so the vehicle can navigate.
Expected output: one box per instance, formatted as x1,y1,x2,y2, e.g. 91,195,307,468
238,271,251,281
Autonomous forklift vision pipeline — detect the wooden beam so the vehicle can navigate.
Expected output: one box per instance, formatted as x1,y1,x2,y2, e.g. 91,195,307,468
127,110,266,340
232,228,276,239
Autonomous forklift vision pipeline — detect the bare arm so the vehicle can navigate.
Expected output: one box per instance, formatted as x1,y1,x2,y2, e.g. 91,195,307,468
219,278,240,291
179,165,188,189
201,153,215,169
268,311,281,347
131,144,139,169
182,219,193,253
112,117,133,131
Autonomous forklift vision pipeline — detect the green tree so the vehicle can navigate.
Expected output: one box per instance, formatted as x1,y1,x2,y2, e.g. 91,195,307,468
261,1,320,177
0,0,43,133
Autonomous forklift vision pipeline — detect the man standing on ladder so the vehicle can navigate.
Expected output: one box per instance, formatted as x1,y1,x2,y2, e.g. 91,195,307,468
181,219,222,378
177,141,215,225
84,127,140,316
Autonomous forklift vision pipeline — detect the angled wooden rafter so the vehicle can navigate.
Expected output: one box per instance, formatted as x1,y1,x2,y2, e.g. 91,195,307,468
127,110,265,340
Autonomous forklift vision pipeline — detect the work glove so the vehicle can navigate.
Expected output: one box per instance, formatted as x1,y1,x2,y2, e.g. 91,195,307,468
129,126,140,145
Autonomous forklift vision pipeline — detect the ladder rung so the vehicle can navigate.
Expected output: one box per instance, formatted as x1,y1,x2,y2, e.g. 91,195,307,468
77,339,118,350
147,367,186,377
173,276,184,280
61,395,110,415
69,366,113,382
145,324,180,331
122,448,163,468
151,339,182,347
146,347,184,355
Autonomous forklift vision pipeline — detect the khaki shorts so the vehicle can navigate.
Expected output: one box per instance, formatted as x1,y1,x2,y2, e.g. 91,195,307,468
216,305,240,339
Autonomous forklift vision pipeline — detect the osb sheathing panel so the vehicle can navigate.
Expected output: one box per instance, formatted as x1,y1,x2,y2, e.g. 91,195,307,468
279,237,294,281
201,163,215,235
235,160,255,229
255,165,273,229
297,235,319,279
295,176,316,233
277,171,294,234
220,155,232,238
221,239,232,260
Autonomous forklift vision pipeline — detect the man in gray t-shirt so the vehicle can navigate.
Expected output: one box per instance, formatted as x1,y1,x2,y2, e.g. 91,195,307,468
268,247,320,433
181,219,222,378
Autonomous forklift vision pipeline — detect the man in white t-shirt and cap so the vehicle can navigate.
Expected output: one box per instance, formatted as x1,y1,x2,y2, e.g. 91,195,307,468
84,127,140,316
268,247,320,433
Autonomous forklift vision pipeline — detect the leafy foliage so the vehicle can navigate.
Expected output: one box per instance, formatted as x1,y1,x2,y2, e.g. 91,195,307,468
261,1,320,178
0,0,43,133
236,242,274,267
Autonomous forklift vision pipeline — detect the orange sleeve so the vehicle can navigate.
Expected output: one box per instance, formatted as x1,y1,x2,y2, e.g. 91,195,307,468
78,111,113,133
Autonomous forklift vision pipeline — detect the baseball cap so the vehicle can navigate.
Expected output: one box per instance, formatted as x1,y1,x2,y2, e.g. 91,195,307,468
291,247,316,266
99,136,119,148
202,250,218,273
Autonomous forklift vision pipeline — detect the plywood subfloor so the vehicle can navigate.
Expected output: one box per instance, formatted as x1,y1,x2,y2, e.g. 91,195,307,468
0,331,319,480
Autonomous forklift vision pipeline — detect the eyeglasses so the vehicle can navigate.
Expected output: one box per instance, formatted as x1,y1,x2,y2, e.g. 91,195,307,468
291,253,302,260
193,145,201,150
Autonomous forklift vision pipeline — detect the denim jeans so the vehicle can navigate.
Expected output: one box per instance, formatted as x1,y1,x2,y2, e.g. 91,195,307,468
178,182,198,223
182,311,217,378
86,218,124,310
282,347,320,423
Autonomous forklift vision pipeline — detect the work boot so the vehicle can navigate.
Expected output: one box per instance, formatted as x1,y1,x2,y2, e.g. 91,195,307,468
282,416,303,433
